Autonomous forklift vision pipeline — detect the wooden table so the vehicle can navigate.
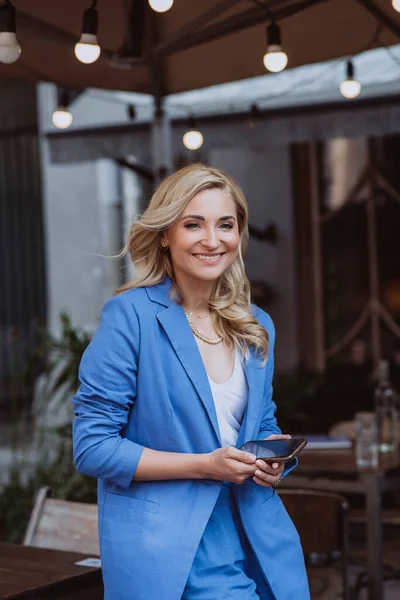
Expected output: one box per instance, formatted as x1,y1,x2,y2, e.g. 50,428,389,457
0,543,103,599
281,449,400,600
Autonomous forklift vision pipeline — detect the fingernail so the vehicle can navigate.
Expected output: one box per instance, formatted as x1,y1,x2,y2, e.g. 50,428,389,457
272,463,279,469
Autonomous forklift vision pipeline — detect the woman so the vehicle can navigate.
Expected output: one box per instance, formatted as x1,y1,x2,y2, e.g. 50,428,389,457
73,164,310,600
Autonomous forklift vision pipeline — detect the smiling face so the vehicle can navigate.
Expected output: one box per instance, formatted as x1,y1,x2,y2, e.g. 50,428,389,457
164,187,241,287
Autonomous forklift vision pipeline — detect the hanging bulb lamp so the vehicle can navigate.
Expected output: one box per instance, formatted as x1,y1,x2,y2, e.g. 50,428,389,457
75,2,101,64
263,21,288,73
52,90,73,129
183,117,204,151
148,0,174,13
0,1,21,64
340,60,361,99
52,108,73,129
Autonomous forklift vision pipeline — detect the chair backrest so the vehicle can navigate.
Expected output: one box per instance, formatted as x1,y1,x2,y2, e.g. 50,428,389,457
278,488,350,600
23,487,99,556
329,420,356,440
329,416,400,441
278,488,349,555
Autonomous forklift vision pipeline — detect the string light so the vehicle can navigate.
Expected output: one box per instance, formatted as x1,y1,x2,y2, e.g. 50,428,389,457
263,21,288,73
52,90,73,129
0,0,21,64
75,1,101,64
148,0,174,13
392,0,400,13
183,117,204,150
52,108,73,129
340,59,361,99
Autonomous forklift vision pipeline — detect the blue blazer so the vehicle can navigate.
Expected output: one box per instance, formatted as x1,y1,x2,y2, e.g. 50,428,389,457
73,278,310,600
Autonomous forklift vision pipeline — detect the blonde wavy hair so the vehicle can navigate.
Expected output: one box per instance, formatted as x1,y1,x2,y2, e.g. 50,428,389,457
116,163,269,364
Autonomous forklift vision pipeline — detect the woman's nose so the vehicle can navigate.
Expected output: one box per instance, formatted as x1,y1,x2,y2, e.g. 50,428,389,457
201,227,219,248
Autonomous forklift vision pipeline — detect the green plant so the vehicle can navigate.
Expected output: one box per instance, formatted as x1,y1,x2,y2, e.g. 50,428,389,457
0,313,96,543
274,363,375,434
273,370,323,434
27,312,93,402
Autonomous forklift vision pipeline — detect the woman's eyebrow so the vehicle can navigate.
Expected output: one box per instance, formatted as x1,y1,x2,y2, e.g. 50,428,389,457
181,214,236,221
181,214,205,221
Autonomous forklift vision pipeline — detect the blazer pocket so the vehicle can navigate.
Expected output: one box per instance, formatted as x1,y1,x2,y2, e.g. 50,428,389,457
105,491,159,514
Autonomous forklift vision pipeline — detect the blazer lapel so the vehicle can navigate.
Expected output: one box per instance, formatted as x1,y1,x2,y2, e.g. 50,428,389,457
157,304,222,446
146,278,264,449
237,354,266,447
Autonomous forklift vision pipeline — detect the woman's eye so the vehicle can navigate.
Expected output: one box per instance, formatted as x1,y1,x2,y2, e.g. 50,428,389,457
220,223,234,229
184,223,200,229
184,222,234,230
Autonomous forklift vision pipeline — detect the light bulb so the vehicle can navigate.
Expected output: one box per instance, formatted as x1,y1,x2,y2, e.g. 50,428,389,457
75,5,100,64
183,130,203,151
0,31,21,64
392,0,400,13
0,2,21,64
52,109,73,129
340,79,361,99
263,22,288,73
74,33,101,64
340,60,361,99
148,0,174,12
263,47,288,73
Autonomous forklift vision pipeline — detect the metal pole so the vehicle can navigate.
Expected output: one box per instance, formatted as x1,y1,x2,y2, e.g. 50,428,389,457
145,0,173,186
151,102,173,186
366,168,381,370
310,142,325,371
364,472,384,600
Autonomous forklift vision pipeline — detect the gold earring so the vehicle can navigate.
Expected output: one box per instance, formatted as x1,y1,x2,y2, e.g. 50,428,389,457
160,239,169,249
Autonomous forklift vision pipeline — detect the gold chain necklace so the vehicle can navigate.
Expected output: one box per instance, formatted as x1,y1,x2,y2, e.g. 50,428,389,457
184,311,223,345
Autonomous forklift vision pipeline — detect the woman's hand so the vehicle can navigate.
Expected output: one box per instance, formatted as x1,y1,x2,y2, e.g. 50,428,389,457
205,446,257,484
252,433,291,487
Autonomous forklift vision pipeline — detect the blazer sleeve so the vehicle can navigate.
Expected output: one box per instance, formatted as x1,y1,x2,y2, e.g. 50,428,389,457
72,294,144,489
256,309,297,478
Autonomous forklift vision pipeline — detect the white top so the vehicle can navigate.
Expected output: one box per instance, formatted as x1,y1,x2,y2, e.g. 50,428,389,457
207,348,248,447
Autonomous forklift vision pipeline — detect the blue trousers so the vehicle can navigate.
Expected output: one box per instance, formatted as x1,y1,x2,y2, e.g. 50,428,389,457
182,484,276,600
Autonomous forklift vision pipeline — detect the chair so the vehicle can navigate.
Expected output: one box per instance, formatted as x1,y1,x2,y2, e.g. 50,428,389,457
329,419,357,440
330,418,400,528
278,488,350,600
329,415,400,441
23,486,100,556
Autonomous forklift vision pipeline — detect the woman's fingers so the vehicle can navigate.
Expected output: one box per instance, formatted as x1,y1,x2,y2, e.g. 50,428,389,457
252,474,271,487
255,460,284,475
264,433,292,440
207,446,258,484
252,460,284,487
255,463,284,478
252,470,281,486
226,446,256,464
209,445,287,486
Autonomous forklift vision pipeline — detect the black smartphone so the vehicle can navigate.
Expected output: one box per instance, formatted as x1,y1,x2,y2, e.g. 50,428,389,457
240,438,307,462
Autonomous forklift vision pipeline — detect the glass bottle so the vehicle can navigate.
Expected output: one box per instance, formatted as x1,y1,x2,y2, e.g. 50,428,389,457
374,359,398,454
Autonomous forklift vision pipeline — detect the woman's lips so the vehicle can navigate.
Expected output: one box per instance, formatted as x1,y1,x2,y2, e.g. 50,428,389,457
192,253,225,264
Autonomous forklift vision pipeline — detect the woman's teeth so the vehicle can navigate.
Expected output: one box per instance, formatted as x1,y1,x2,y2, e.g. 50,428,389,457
193,254,223,262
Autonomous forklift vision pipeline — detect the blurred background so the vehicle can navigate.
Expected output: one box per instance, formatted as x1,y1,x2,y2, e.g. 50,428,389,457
1,1,400,596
